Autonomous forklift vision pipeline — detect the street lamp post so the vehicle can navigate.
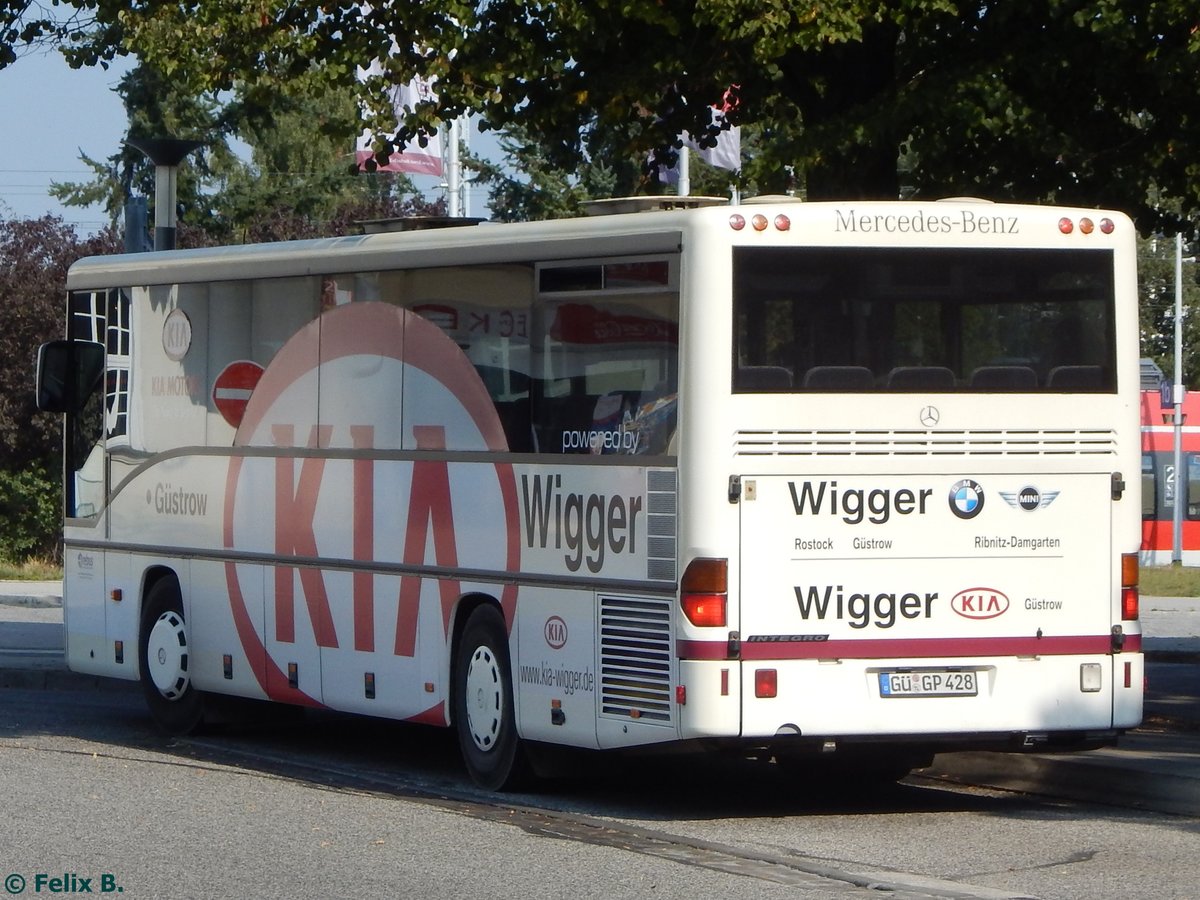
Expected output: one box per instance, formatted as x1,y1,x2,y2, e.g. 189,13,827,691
125,137,204,251
1174,232,1185,565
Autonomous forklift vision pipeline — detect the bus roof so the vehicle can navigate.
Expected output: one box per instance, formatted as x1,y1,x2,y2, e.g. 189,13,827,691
66,199,1131,290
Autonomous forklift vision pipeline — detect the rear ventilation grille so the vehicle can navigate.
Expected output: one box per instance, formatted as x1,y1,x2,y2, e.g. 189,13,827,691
599,595,674,725
735,429,1118,457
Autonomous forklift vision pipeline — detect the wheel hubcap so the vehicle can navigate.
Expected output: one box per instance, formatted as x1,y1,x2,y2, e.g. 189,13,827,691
464,645,502,753
146,611,190,700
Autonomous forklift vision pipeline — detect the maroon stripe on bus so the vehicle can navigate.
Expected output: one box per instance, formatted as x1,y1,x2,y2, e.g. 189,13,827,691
677,633,1142,661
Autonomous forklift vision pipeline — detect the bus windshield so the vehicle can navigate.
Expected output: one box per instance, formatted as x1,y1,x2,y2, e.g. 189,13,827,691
733,246,1117,393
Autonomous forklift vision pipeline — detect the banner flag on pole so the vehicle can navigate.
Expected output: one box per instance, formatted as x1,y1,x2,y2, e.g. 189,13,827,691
657,104,741,184
687,106,741,171
355,60,444,177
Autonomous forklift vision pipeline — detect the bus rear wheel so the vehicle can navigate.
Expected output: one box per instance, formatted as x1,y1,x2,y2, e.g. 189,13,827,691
139,577,204,735
453,605,528,791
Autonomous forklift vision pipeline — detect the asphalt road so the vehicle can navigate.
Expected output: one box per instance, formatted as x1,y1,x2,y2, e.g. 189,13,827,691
2,587,1199,821
2,685,1199,900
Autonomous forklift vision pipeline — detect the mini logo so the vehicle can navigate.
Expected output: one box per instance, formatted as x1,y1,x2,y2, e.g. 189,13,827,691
951,587,1010,619
544,616,568,649
919,405,940,427
949,479,985,519
1000,487,1060,511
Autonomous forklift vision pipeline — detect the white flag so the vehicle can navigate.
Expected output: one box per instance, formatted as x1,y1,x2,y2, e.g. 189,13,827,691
685,107,741,172
356,60,444,177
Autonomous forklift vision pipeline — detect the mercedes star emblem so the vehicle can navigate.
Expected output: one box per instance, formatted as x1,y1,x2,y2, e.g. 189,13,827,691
919,406,940,427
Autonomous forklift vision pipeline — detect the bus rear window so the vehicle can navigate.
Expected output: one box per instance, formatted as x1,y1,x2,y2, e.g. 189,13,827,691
732,246,1117,393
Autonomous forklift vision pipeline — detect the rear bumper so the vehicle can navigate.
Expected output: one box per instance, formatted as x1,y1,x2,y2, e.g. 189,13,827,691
676,653,1144,741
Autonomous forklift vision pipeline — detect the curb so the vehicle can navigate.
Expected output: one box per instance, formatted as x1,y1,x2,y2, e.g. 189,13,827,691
0,594,62,609
924,747,1200,818
1147,649,1200,664
0,667,139,693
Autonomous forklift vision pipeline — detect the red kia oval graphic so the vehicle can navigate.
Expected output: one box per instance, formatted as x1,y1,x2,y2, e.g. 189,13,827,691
951,588,1010,619
544,616,568,649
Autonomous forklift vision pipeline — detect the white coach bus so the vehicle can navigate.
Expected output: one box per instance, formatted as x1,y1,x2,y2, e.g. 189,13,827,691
37,198,1144,789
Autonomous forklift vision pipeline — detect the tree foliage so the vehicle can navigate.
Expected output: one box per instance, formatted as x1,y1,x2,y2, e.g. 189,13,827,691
470,122,758,222
49,60,442,245
1139,233,1200,387
196,75,445,243
11,0,1200,231
0,216,121,468
0,215,121,559
49,62,241,229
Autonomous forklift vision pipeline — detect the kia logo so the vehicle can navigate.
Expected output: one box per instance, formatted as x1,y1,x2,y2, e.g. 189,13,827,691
544,616,568,649
951,588,1009,619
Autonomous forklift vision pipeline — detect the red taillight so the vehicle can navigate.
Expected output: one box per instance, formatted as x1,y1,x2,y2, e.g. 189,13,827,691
755,668,777,698
682,594,727,627
1121,552,1139,620
681,557,727,627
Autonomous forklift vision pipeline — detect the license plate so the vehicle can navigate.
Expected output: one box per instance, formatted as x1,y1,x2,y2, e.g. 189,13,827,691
878,670,978,698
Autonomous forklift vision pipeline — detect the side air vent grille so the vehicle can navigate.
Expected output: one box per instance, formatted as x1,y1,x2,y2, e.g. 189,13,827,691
735,429,1118,457
646,468,678,582
599,595,673,725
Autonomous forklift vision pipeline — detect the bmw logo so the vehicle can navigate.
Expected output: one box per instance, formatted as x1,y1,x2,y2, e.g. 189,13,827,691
949,479,985,519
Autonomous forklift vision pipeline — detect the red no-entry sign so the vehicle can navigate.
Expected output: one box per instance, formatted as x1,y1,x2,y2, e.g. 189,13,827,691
212,360,264,428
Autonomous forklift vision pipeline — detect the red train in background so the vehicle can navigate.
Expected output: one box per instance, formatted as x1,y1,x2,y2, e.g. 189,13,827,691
1141,385,1200,565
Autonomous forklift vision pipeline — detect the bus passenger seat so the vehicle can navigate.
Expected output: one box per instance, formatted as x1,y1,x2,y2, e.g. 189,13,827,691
736,366,793,391
802,366,874,391
969,366,1038,390
1047,365,1104,389
886,366,956,391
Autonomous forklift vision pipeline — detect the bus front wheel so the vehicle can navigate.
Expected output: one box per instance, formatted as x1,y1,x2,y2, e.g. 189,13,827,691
139,577,204,735
453,605,528,791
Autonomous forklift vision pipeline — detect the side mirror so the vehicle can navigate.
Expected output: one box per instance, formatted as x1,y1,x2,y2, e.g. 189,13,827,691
36,340,105,414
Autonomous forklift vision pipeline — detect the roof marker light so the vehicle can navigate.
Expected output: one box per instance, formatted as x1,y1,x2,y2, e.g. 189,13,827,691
729,214,746,231
1100,218,1115,234
774,214,791,231
1079,217,1095,234
1058,217,1074,234
751,214,768,232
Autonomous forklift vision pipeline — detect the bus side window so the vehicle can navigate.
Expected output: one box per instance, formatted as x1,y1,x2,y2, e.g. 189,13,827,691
531,272,679,456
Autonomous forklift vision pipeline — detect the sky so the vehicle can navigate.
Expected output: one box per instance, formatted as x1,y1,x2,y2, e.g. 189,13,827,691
0,48,496,236
0,49,133,233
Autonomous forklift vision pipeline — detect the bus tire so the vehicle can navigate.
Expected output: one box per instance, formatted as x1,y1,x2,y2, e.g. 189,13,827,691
139,577,204,735
453,604,528,791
